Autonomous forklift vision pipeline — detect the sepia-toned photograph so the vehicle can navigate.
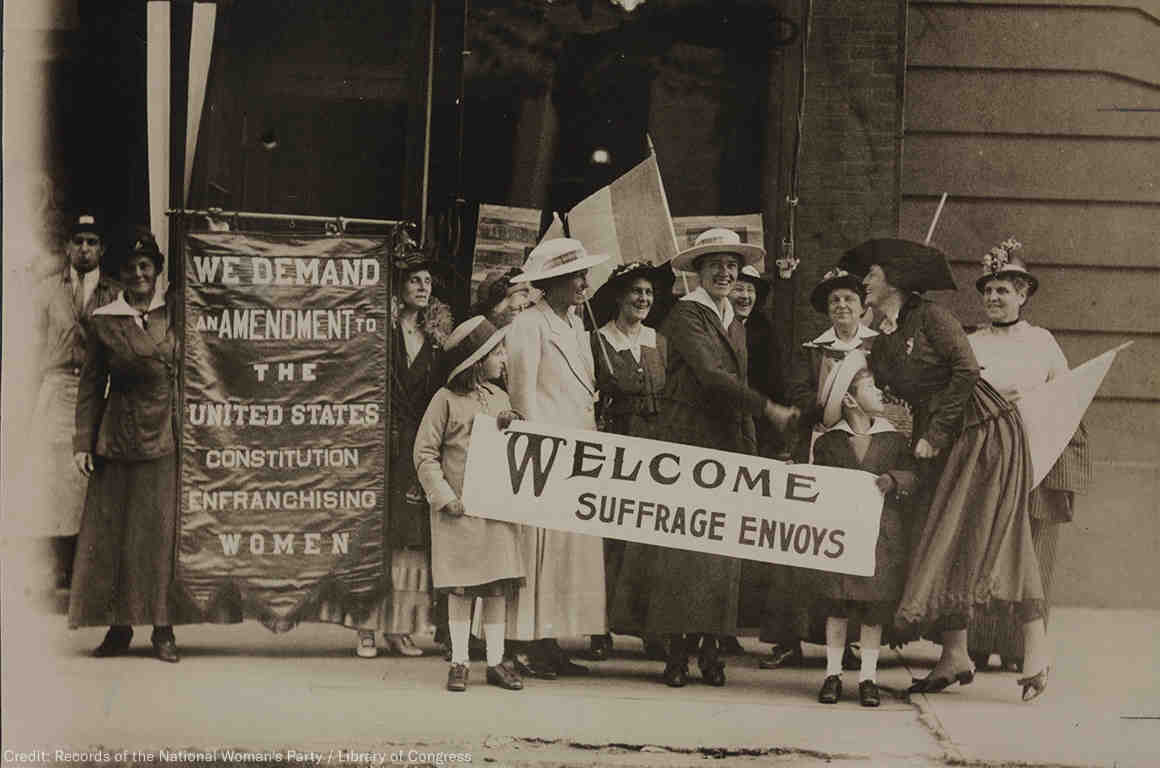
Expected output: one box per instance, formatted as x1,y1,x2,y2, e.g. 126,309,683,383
2,2,1156,767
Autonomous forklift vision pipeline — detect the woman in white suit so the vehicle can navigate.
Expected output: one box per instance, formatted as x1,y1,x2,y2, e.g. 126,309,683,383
505,237,610,677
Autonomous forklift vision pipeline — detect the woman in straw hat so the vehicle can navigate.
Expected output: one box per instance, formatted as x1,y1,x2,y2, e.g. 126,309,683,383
965,239,1090,675
504,237,610,677
840,237,1052,702
620,227,798,688
413,316,526,692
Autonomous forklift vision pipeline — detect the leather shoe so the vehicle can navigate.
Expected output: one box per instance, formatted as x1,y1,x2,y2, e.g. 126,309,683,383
513,652,557,680
1018,666,1049,702
859,679,881,707
151,630,179,663
818,674,842,704
93,626,132,658
446,663,468,692
486,660,524,690
908,666,974,694
552,654,590,676
759,643,803,670
587,634,611,661
662,661,688,687
697,650,726,687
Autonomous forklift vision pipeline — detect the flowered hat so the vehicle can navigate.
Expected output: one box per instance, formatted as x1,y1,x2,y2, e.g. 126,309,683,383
809,267,865,314
976,237,1038,296
443,316,507,384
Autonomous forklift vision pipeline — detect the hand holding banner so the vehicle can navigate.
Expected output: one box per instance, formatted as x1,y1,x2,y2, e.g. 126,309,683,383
461,415,885,576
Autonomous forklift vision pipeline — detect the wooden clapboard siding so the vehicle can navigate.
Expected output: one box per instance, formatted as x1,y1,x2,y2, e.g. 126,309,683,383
908,70,1159,137
904,135,1159,202
904,1,1160,607
901,199,1160,268
908,4,1160,85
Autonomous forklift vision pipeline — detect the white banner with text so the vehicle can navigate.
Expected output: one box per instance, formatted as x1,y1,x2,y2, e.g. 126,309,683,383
461,416,884,576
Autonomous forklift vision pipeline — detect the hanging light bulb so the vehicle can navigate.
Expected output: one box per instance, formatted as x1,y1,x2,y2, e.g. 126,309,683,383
590,147,612,165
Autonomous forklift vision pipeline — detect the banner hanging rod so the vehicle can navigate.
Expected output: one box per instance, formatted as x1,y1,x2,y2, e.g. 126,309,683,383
166,209,404,228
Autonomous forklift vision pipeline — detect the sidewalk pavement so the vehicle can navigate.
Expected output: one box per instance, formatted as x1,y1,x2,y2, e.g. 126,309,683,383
2,599,1157,767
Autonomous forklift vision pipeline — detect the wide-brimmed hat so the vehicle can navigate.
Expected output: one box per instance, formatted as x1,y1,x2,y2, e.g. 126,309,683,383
69,212,104,238
476,267,530,309
673,227,765,273
976,238,1038,296
510,237,609,284
736,264,773,305
809,267,865,314
839,238,956,293
819,349,872,428
443,316,507,383
589,260,676,327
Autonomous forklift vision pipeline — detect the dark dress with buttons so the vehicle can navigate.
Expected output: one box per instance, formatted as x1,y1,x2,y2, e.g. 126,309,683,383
69,293,182,628
591,328,667,635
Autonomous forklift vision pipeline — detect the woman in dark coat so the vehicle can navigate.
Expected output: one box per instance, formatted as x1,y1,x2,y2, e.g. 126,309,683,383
841,238,1051,702
354,250,452,658
70,230,183,662
622,228,797,687
588,261,671,659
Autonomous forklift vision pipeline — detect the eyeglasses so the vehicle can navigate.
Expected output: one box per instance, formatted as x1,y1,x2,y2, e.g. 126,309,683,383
71,236,101,247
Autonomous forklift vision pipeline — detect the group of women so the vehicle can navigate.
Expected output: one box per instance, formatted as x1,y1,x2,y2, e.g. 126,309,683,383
68,222,1086,707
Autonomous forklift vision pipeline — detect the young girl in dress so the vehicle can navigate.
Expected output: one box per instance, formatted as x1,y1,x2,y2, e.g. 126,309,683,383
413,316,526,692
808,350,916,707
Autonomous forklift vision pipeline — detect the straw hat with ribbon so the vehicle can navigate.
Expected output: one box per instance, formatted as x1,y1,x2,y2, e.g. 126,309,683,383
510,237,609,284
809,266,865,314
976,237,1038,296
673,227,765,273
818,348,873,428
443,316,507,384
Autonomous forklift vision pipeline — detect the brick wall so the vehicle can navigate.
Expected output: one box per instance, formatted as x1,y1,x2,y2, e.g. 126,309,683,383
790,0,905,344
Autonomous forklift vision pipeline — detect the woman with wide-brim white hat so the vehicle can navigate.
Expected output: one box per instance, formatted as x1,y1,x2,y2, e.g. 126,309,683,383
620,227,799,687
504,237,611,678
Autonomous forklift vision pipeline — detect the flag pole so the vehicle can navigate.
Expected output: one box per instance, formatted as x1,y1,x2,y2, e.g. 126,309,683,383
924,193,948,245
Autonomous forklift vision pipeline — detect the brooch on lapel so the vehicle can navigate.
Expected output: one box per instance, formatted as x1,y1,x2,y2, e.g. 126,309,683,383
905,337,915,356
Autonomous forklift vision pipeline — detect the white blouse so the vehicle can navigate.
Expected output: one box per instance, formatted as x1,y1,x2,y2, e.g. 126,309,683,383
968,321,1069,397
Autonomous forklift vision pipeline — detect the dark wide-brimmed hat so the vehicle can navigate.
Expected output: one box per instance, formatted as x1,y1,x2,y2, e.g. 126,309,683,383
809,267,865,314
443,316,507,383
589,260,676,328
673,227,765,273
839,238,956,293
475,267,530,311
976,238,1038,296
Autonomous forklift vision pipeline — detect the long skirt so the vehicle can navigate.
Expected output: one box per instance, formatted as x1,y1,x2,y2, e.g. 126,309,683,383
612,544,740,636
69,454,179,627
895,380,1043,635
508,527,606,641
968,494,1067,660
341,548,432,635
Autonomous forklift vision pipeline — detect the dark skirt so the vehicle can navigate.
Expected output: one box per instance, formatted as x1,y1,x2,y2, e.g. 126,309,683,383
69,454,180,628
613,545,740,636
895,380,1043,635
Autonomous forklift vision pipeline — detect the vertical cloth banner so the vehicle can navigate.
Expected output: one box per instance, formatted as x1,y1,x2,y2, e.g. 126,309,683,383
542,153,679,294
178,229,392,631
1018,342,1130,488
